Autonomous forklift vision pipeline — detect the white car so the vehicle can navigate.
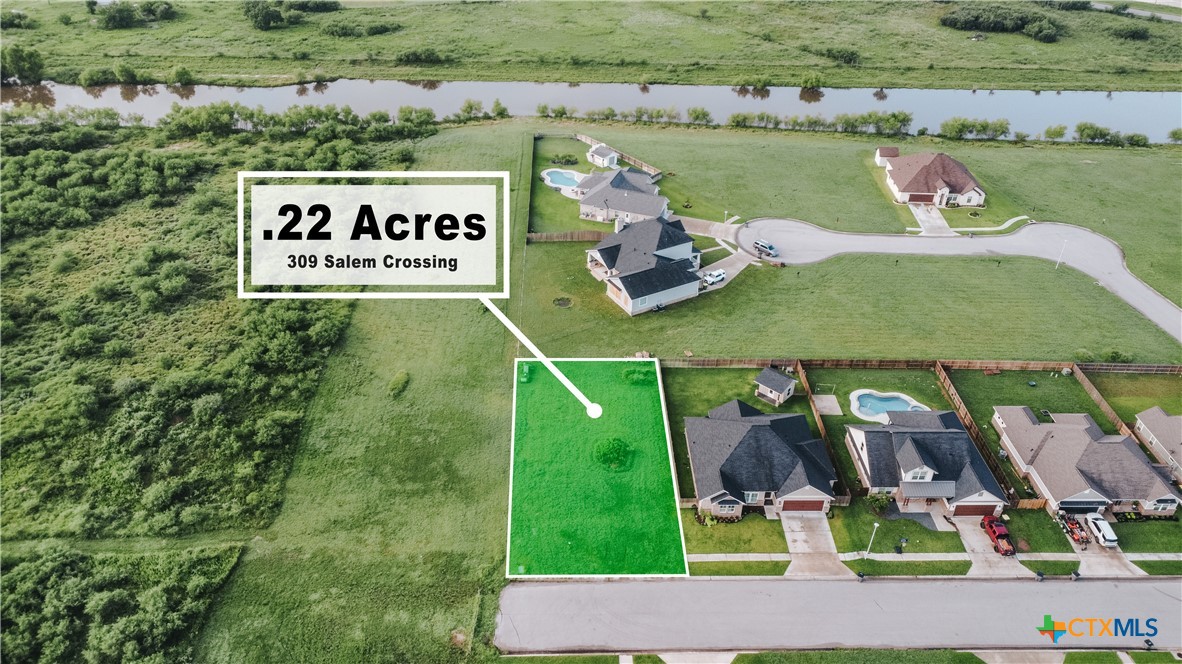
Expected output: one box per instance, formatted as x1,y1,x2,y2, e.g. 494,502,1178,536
703,269,727,285
753,239,779,257
1084,512,1119,548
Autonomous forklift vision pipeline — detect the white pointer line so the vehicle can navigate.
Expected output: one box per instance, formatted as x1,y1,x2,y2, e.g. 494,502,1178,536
480,298,603,419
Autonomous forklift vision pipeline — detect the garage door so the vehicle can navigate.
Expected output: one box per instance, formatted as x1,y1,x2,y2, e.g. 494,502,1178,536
908,193,935,203
781,500,825,512
952,504,997,517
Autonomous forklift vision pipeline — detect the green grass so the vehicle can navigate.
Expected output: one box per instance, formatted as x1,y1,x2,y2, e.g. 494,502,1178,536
843,559,972,576
508,360,685,576
1110,518,1182,552
688,561,789,576
735,651,985,664
662,368,820,498
1020,560,1081,576
950,369,1120,498
528,137,613,234
680,509,788,554
498,658,621,664
1087,372,1182,423
1125,1,1182,16
1002,509,1074,553
830,500,966,555
1130,651,1182,663
1133,560,1182,575
5,1,1180,91
1063,653,1123,664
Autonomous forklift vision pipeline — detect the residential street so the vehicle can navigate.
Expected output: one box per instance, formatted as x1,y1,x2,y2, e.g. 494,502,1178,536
736,219,1182,344
495,578,1182,653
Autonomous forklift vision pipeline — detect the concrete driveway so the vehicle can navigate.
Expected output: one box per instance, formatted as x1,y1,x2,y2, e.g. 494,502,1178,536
781,513,852,577
736,218,1182,343
907,203,955,236
954,517,1034,578
698,251,756,293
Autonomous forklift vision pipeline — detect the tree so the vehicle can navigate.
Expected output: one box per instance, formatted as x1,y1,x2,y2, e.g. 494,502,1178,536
1074,122,1112,143
535,103,549,118
0,45,45,85
86,0,98,13
1169,128,1182,143
171,66,195,85
1123,133,1149,147
115,62,138,84
594,438,632,470
98,1,141,29
687,106,714,125
800,71,825,90
491,98,508,119
242,0,282,30
1044,124,1067,140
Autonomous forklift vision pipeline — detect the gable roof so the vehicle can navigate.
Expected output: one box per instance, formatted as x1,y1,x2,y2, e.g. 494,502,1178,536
755,367,797,395
876,147,899,157
579,168,668,218
886,153,981,195
849,410,1005,502
994,406,1178,504
592,218,692,273
611,257,701,298
686,400,836,502
1137,406,1182,461
588,144,617,158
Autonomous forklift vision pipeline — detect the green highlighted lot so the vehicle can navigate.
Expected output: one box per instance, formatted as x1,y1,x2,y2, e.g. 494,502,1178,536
508,360,686,576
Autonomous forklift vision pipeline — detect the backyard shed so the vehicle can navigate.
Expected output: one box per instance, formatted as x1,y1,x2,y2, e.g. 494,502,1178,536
754,367,797,406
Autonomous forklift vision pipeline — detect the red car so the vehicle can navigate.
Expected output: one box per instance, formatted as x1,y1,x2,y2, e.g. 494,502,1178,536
980,515,1016,556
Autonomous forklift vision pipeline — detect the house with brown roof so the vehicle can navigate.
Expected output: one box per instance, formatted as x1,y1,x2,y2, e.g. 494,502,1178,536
992,406,1179,516
1135,406,1182,482
880,151,986,208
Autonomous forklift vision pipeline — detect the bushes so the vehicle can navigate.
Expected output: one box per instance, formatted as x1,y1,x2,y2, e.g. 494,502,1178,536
1109,24,1150,40
550,154,579,165
242,0,283,30
97,1,142,29
0,11,38,29
388,370,411,398
78,67,118,87
0,45,44,85
940,116,1011,140
622,365,656,385
808,46,862,66
323,21,399,36
285,0,341,10
723,109,913,136
939,4,1064,42
395,48,445,65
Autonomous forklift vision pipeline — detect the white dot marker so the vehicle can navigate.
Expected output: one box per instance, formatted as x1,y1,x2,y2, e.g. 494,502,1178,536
586,403,603,419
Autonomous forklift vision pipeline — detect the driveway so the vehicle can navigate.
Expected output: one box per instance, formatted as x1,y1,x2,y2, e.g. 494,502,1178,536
906,203,955,236
495,578,1182,652
736,219,1182,344
780,513,852,577
699,251,756,293
954,517,1034,578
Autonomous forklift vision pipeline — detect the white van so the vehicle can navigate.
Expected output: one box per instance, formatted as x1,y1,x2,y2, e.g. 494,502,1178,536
1084,512,1119,548
753,239,779,257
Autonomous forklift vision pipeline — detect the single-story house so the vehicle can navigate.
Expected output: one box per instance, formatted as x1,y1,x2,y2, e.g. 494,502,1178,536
1135,406,1182,482
874,146,899,167
586,143,619,169
993,406,1179,515
686,399,838,517
754,367,797,406
847,410,1007,517
585,218,702,315
576,168,670,226
881,152,986,208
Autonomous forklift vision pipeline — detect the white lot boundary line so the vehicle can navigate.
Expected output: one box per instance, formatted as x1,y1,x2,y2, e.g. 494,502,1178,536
504,357,689,579
236,170,511,299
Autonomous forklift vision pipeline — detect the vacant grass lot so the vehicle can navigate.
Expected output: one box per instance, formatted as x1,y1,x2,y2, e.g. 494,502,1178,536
843,559,972,576
1088,372,1182,422
6,1,1180,90
950,368,1119,497
1110,518,1182,552
518,243,1181,363
662,368,820,498
508,360,685,576
680,509,788,554
1001,509,1074,553
689,561,789,576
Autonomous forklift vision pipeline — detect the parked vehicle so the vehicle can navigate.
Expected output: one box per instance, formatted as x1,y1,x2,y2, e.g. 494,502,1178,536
703,269,727,285
1057,511,1090,548
1084,512,1119,548
980,515,1016,556
753,239,779,257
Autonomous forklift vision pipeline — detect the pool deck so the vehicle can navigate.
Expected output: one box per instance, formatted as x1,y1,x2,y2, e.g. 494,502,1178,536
540,168,586,199
848,388,930,424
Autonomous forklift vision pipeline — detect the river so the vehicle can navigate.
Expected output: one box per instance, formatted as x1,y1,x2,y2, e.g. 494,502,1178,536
3,80,1179,141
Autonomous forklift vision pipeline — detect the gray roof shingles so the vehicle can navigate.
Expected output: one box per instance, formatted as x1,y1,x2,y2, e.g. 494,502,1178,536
755,368,797,395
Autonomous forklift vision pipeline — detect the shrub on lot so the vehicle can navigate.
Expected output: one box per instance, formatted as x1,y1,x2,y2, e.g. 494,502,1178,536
623,365,656,385
939,4,1064,42
866,492,892,513
1109,24,1150,40
550,154,579,165
388,370,410,398
595,438,633,471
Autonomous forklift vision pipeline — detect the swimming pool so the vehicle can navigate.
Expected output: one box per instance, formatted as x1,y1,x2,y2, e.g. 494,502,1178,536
849,389,930,423
541,168,584,188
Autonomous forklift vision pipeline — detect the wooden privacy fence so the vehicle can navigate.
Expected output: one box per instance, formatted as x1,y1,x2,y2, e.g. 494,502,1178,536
794,360,853,504
1077,363,1182,375
660,358,797,369
526,231,609,243
1016,498,1048,510
933,361,1019,502
573,133,663,179
1074,365,1137,438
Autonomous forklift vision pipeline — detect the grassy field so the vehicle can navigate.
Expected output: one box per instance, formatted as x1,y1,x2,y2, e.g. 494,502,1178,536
949,369,1119,497
1019,560,1081,576
1001,509,1074,553
680,509,788,554
662,368,820,498
518,243,1181,363
1088,372,1182,422
5,1,1180,91
688,561,790,576
508,360,685,576
843,559,972,576
1110,518,1182,552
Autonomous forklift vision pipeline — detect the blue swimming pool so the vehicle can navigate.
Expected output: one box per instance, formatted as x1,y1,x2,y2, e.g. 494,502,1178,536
857,393,926,416
541,168,583,188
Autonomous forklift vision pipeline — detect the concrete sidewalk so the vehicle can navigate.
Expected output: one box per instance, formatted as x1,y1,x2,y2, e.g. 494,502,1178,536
685,553,791,562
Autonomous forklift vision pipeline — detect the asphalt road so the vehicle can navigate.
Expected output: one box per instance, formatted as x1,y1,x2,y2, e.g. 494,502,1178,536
737,219,1182,344
1092,1,1182,22
495,578,1182,653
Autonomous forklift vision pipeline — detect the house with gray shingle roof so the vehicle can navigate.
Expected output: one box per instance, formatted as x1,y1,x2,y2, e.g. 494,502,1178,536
586,143,619,168
754,367,797,406
686,400,838,517
881,152,985,208
993,406,1179,515
847,410,1007,517
1135,406,1182,482
576,167,670,225
586,218,702,315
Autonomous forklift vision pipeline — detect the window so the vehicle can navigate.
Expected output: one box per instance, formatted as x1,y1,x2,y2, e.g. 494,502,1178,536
946,194,959,204
635,296,647,307
907,470,929,481
744,492,761,504
718,504,737,514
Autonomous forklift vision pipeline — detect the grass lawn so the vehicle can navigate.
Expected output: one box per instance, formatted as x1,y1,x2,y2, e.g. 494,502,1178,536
830,500,965,555
1002,509,1074,553
843,559,972,576
949,369,1119,498
688,561,789,576
1126,1,1182,15
1133,561,1182,575
528,137,614,234
1020,560,1081,576
680,509,787,554
1130,652,1182,663
517,241,1181,364
1063,653,1123,664
662,368,820,498
735,651,985,664
508,360,685,576
499,657,621,664
6,1,1180,91
1087,373,1182,423
1110,518,1182,552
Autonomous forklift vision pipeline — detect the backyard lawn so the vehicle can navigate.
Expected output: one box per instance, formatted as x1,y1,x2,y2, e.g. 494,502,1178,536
1001,509,1073,553
662,368,821,498
843,559,972,576
680,509,787,554
508,360,686,576
1110,519,1182,553
528,137,617,234
1087,372,1182,423
830,500,965,555
688,561,789,576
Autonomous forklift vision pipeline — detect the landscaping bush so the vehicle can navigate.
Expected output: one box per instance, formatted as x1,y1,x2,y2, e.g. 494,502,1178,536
940,4,1064,42
1102,349,1133,363
866,492,892,513
1109,24,1150,40
550,153,579,165
388,370,410,398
